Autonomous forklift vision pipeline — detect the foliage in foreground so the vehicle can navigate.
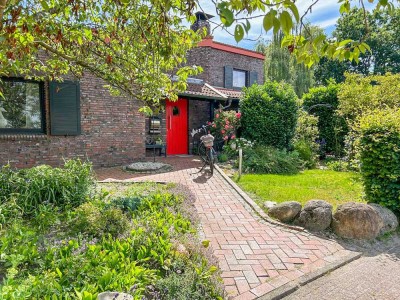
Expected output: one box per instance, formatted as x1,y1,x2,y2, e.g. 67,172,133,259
0,181,223,299
358,109,400,213
240,81,298,150
0,159,94,216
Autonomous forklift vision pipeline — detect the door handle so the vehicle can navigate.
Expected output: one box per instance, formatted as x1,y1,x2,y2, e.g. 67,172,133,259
169,116,172,130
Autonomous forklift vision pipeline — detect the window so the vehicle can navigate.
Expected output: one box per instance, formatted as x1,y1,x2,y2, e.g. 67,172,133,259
232,69,247,88
172,106,180,116
0,78,44,133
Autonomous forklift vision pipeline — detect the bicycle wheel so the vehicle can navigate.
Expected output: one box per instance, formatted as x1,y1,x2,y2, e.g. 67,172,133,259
198,141,207,162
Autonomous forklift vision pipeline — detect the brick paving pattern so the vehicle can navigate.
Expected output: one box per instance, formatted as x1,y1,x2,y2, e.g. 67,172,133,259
284,241,400,300
97,157,355,299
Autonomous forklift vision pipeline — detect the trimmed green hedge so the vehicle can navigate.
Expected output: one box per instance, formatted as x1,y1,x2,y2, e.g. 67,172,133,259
358,109,400,212
240,81,298,149
302,81,347,156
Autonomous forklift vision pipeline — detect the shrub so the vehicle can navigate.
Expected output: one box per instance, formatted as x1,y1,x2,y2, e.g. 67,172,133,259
0,159,94,216
293,110,319,168
72,202,129,238
223,138,254,159
358,109,400,212
108,196,143,213
240,81,298,149
326,160,349,172
242,146,302,174
302,80,347,156
338,73,400,124
209,109,241,142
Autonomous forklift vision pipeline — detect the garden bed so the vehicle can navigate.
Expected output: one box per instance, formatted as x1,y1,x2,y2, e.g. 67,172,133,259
0,161,223,299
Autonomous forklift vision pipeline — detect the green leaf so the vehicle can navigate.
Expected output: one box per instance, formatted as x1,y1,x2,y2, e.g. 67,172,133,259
220,8,234,27
263,11,274,33
279,11,293,35
234,24,244,42
288,4,300,22
339,39,353,47
201,240,210,248
273,17,280,35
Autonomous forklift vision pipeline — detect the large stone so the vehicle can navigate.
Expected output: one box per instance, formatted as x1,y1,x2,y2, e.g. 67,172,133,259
332,202,384,239
267,201,301,223
264,201,278,209
294,200,332,231
368,203,398,235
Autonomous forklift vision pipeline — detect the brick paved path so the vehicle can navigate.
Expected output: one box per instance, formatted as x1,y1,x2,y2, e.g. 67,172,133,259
284,238,400,300
97,157,356,299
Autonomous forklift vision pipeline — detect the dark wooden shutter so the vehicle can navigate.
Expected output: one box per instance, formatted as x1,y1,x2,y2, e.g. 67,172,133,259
49,81,81,135
224,66,233,88
249,71,258,86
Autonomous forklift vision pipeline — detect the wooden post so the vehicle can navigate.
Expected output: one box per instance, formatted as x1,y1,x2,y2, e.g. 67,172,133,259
238,147,242,180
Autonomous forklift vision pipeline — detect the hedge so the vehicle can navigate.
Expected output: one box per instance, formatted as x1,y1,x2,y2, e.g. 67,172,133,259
240,81,298,149
302,80,347,156
358,109,400,213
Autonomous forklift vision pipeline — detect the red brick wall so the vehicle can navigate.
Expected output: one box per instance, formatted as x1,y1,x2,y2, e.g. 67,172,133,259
0,73,145,168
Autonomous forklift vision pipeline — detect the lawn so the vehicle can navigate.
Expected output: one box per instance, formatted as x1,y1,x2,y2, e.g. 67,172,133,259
237,169,364,209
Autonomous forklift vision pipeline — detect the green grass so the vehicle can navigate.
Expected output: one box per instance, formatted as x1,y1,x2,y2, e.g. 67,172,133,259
237,169,364,210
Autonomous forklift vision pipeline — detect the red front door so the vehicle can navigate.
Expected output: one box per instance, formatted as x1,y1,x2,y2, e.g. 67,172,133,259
166,98,188,155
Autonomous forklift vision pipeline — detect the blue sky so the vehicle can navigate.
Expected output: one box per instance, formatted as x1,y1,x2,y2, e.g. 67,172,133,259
196,0,374,50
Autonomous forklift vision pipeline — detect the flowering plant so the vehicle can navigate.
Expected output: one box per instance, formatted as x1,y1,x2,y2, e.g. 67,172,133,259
209,109,241,142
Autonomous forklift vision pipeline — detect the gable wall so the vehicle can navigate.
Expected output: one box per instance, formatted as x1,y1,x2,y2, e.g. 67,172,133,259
186,46,264,88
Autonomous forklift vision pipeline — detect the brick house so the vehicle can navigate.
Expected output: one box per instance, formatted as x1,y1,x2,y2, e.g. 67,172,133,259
0,12,264,168
145,12,265,156
0,75,145,168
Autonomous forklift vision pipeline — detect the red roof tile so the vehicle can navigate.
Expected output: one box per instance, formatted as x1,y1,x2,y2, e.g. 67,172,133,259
198,37,265,60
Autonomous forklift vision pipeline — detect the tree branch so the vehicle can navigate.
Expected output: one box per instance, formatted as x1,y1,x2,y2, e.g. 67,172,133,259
0,0,7,23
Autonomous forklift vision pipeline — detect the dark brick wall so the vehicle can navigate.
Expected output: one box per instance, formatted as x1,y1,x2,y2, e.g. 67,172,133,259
0,73,145,168
186,46,264,87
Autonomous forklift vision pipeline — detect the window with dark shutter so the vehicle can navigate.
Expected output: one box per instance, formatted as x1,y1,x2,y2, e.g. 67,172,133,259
249,71,258,86
49,81,81,136
224,66,233,88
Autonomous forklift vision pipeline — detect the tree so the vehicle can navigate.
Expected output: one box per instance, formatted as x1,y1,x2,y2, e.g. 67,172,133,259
1,0,398,108
315,7,400,84
257,25,323,97
0,0,202,112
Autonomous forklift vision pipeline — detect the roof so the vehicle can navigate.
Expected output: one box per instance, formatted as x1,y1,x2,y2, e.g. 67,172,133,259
179,82,243,100
198,37,265,60
215,87,243,99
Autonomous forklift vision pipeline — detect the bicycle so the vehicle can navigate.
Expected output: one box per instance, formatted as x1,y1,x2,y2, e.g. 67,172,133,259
191,125,216,175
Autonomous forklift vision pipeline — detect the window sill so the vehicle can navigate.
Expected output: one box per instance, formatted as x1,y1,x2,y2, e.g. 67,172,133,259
0,134,48,141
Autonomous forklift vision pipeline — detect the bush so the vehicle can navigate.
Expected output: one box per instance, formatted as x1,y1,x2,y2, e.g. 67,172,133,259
209,109,241,142
338,73,400,124
358,109,400,212
293,110,319,168
72,202,129,238
240,81,298,149
326,160,349,172
223,138,254,159
0,159,94,215
302,80,347,156
242,146,302,174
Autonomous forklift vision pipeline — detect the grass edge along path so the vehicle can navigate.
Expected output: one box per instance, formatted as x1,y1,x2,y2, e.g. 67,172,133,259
236,169,364,210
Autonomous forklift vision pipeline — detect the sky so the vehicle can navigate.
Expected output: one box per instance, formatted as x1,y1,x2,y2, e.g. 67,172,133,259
196,0,374,50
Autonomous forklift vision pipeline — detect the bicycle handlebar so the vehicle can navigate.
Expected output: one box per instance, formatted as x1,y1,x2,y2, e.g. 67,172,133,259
190,124,211,137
